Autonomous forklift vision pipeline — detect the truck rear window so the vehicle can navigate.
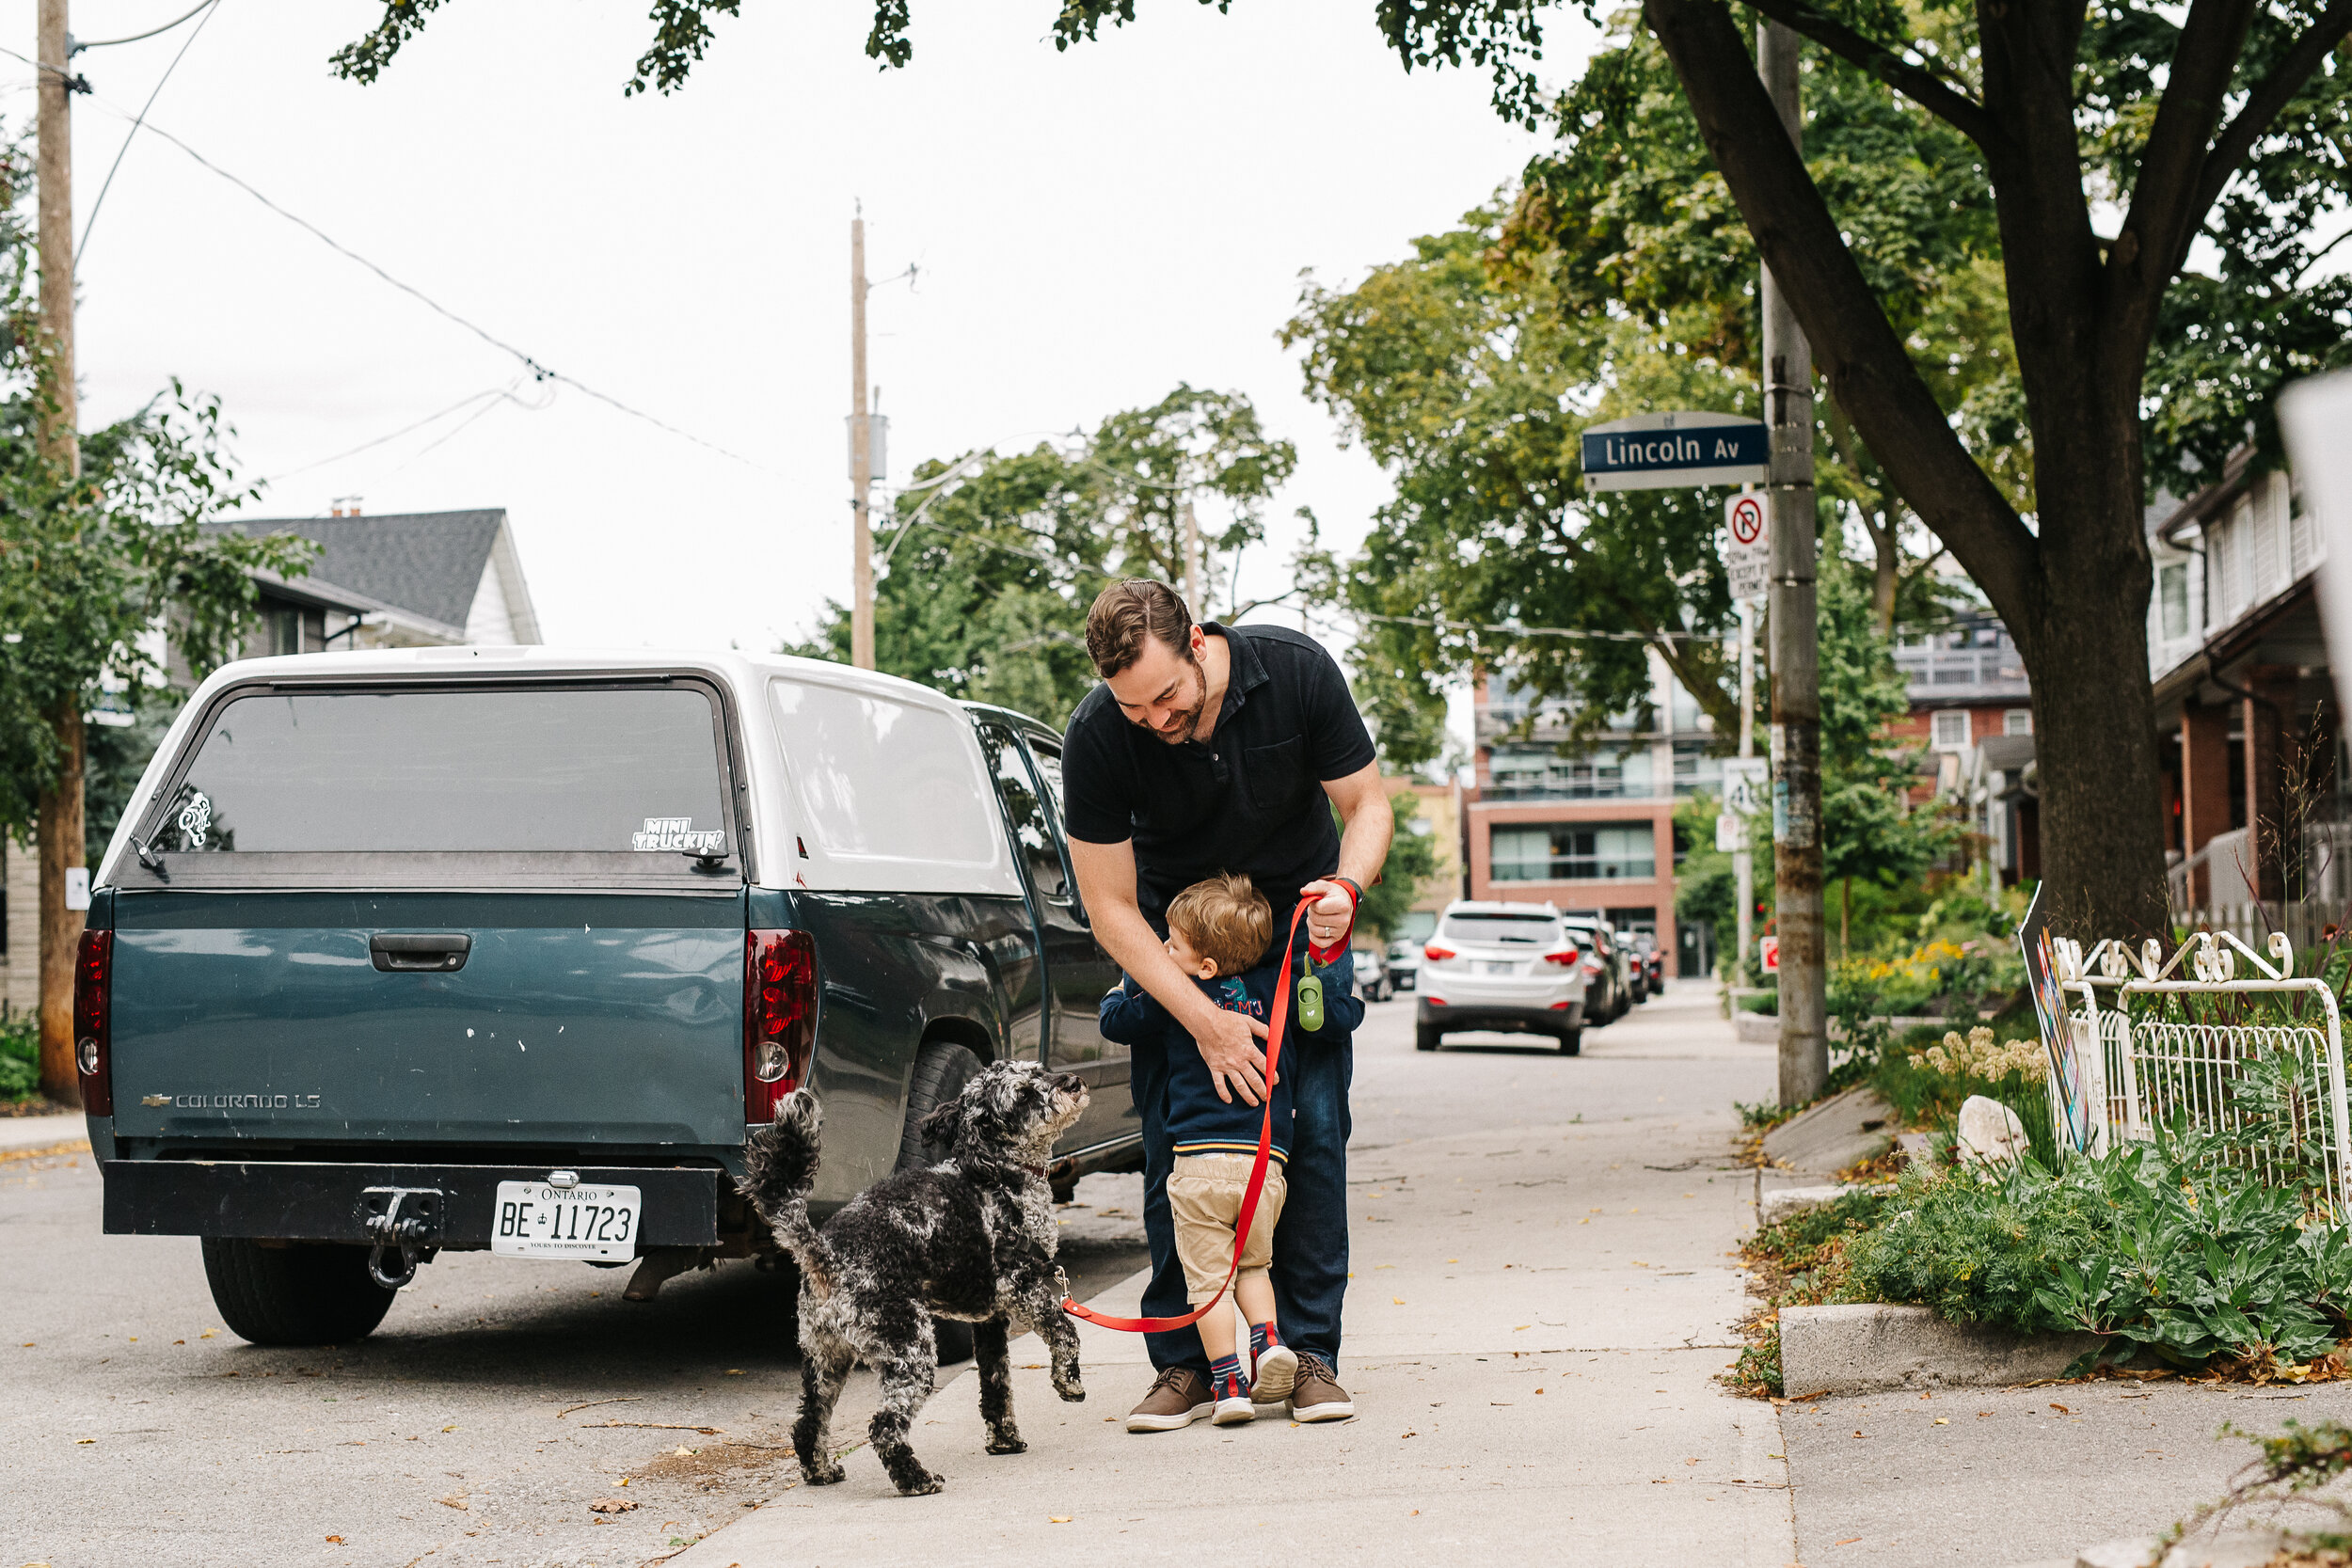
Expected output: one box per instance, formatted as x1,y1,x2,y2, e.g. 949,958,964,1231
154,687,728,853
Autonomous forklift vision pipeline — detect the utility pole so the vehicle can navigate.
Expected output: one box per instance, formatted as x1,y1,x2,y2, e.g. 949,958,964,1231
34,0,82,1107
1735,597,1756,979
1180,498,1201,610
849,210,874,671
1759,20,1826,1106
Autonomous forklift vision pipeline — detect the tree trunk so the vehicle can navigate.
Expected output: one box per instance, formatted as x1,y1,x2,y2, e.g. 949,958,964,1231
37,705,84,1107
1868,516,1899,634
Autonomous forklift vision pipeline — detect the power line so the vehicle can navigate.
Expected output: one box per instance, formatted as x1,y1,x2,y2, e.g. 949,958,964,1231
79,99,779,475
1358,610,1718,642
77,0,223,270
72,0,219,51
262,381,521,483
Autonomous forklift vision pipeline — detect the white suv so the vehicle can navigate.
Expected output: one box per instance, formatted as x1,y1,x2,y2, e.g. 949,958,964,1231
1414,899,1593,1055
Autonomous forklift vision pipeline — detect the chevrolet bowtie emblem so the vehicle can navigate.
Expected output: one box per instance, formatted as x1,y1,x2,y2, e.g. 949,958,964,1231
141,1094,170,1107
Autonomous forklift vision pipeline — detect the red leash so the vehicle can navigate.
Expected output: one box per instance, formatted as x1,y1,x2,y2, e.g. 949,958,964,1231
1061,895,1312,1334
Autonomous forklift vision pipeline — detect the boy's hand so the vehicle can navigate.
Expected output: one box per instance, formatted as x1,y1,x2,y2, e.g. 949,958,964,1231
1197,1006,1270,1106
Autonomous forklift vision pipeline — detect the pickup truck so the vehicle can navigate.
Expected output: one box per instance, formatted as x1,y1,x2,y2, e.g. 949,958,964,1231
79,648,1138,1352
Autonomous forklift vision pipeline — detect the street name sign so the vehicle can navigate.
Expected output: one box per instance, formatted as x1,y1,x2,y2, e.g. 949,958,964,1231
1716,756,1768,850
1724,491,1770,601
1581,411,1770,493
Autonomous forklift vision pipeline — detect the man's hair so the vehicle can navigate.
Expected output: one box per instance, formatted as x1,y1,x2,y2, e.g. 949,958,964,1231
1085,578,1194,679
1167,873,1274,977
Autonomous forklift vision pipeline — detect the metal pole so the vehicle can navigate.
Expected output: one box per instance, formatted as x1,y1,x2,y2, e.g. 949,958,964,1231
1735,596,1755,979
1760,19,1827,1106
850,211,874,672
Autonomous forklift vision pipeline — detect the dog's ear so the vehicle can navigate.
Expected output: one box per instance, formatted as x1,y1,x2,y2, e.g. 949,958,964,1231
917,1098,965,1157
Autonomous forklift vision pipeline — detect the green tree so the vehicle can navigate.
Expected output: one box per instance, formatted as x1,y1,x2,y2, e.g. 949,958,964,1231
333,0,2352,939
788,389,1304,729
1351,791,1447,942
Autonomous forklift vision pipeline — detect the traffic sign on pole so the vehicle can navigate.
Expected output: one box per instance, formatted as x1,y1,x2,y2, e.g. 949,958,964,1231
1581,411,1770,493
1724,490,1770,601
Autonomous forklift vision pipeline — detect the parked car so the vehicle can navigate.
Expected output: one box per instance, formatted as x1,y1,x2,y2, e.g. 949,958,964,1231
1354,944,1393,1003
80,649,1141,1355
1414,900,1590,1053
1630,932,1665,995
1385,936,1422,992
1617,929,1649,1004
1560,917,1630,1023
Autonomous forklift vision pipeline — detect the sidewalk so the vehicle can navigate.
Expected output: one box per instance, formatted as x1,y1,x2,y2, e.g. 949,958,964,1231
0,1108,85,1152
674,1020,1789,1564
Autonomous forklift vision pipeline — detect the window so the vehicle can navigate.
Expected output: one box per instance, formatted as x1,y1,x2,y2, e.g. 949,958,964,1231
2003,709,2032,736
263,606,302,657
1440,911,1559,944
1931,711,1971,751
1489,822,1656,881
2159,562,2190,641
159,687,726,853
981,726,1067,901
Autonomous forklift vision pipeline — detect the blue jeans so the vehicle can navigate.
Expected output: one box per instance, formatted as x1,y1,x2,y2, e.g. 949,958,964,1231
1135,946,1354,1376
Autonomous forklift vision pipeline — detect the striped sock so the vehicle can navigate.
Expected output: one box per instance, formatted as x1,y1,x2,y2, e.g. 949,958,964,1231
1209,1352,1244,1396
1250,1322,1280,1360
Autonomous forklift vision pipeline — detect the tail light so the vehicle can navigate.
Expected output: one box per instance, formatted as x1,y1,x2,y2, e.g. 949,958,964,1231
745,929,818,1123
1423,943,1455,962
1423,996,1449,1007
74,928,113,1117
1543,945,1581,967
1548,1000,1573,1011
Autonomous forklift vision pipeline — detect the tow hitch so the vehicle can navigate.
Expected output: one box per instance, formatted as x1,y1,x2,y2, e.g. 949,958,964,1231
361,1186,444,1289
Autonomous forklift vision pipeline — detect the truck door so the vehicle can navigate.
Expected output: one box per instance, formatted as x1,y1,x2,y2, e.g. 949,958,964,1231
1016,734,1134,1155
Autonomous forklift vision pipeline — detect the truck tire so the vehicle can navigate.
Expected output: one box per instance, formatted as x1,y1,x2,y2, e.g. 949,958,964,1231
1415,1023,1441,1052
200,1238,397,1347
898,1038,985,1366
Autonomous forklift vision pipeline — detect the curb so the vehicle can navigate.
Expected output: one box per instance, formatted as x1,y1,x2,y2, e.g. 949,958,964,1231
1779,1303,2104,1398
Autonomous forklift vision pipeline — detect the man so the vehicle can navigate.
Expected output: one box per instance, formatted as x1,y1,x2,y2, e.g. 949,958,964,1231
1060,578,1392,1432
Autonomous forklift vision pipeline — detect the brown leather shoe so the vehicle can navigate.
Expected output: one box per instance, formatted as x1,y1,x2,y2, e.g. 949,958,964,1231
1288,1354,1355,1422
1125,1366,1214,1433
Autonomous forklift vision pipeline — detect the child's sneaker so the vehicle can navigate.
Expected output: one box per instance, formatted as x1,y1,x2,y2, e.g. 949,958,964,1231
1210,1368,1256,1426
1249,1342,1298,1405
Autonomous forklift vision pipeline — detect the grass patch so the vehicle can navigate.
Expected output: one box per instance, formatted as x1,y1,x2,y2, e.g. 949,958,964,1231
1727,1189,1890,1397
0,1014,35,1101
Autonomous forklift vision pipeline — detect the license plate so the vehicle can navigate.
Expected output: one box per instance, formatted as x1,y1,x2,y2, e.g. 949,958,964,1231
491,1180,642,1261
1483,960,1518,975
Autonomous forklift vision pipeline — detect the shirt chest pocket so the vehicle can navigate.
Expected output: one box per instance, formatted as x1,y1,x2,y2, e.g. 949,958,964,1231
1244,736,1311,817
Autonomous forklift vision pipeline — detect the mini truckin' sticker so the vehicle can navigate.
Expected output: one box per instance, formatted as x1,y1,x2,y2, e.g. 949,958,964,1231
631,816,725,854
177,788,214,848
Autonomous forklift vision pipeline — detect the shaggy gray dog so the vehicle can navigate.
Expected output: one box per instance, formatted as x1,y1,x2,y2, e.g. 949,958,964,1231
739,1062,1090,1496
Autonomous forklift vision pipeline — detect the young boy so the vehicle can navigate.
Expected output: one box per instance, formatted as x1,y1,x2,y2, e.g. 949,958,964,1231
1098,872,1362,1425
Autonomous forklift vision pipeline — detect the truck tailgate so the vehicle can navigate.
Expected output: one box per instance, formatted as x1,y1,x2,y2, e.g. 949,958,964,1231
108,891,745,1148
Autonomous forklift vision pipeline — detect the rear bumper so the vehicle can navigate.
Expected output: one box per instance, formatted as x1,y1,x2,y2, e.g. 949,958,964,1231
102,1160,721,1250
1417,998,1584,1032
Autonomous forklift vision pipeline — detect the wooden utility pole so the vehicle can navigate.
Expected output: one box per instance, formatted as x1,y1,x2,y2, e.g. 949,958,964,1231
1759,20,1827,1106
849,212,874,671
34,0,83,1107
1180,498,1201,610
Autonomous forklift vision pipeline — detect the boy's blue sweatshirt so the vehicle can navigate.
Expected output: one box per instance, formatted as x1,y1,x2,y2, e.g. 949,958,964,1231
1098,958,1362,1164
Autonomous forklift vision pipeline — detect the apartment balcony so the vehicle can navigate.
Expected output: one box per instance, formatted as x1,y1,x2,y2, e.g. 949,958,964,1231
1893,642,2030,702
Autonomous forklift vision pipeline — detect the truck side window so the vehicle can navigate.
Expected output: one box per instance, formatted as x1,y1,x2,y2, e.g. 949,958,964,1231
980,725,1068,902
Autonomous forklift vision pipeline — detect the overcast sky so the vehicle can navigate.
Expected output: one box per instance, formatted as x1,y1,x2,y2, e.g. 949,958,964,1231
24,0,1592,689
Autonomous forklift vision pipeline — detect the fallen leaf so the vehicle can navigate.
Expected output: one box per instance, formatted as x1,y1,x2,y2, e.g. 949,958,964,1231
1393,1297,1406,1306
74,1438,94,1446
325,1537,344,1545
1934,1418,1948,1425
590,1498,638,1514
1049,1516,1073,1524
441,1425,457,1433
200,1330,216,1338
1535,1388,1545,1394
1685,1457,1698,1465
1853,1431,1867,1439
173,1339,184,1346
2050,1402,2071,1415
438,1494,469,1511
1836,1539,1862,1546
726,1369,745,1376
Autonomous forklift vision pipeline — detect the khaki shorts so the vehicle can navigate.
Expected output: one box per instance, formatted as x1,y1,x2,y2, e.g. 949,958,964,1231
1168,1152,1288,1303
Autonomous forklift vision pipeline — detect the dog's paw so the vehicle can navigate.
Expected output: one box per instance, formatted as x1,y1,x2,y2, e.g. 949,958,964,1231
895,1469,945,1497
985,1435,1028,1455
803,1462,847,1486
1054,1375,1086,1403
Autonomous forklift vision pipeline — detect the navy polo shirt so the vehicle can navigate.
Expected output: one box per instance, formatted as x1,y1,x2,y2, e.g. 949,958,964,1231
1060,623,1377,933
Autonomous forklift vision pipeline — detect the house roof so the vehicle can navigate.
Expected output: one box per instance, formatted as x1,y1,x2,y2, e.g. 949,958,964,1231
206,509,516,637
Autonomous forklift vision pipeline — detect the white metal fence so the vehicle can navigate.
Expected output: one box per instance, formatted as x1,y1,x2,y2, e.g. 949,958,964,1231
2053,929,2352,1215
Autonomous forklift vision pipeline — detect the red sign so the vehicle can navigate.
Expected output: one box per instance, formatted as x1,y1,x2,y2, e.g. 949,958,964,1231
1760,935,1780,973
1726,492,1767,547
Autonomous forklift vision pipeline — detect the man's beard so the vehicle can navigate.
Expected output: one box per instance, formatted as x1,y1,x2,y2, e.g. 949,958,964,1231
1151,653,1209,744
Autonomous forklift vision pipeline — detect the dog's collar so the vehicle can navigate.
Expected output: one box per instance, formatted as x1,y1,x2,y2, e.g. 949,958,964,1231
1016,1161,1048,1179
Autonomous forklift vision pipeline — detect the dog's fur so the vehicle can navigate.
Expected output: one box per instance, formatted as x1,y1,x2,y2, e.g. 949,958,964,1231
739,1062,1090,1496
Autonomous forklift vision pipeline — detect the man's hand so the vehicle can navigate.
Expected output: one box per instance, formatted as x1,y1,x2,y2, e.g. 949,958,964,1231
1195,1004,1270,1106
1300,877,1358,952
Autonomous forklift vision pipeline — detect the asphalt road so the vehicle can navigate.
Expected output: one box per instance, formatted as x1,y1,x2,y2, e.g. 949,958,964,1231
0,981,1768,1568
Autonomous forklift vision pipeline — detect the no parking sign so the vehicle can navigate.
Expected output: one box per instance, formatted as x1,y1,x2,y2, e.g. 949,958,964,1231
1725,492,1770,601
